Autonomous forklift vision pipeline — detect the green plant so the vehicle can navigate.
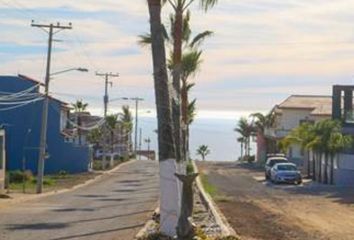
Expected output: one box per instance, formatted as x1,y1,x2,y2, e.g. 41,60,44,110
196,145,211,161
200,174,216,197
8,170,33,183
186,161,195,174
58,170,67,178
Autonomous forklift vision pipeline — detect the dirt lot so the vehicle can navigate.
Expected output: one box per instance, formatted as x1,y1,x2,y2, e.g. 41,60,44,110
197,161,354,240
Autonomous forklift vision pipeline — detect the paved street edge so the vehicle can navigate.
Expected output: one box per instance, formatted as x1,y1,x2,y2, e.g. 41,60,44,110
193,161,238,237
0,160,137,208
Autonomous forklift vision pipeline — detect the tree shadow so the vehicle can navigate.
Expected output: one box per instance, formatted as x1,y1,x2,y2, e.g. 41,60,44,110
76,194,109,198
52,208,96,212
48,223,145,240
6,222,70,230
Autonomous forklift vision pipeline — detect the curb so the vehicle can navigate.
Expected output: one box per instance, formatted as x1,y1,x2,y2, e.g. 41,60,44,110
134,206,159,239
0,160,136,208
192,161,237,237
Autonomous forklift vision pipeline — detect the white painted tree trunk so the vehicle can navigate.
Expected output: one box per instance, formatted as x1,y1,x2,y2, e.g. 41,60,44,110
159,159,184,237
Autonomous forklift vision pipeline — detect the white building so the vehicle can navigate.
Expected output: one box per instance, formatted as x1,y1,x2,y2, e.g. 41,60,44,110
265,95,332,165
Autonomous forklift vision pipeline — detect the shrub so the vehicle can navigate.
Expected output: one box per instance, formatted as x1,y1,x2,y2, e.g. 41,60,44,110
58,170,67,178
186,161,195,174
8,170,33,183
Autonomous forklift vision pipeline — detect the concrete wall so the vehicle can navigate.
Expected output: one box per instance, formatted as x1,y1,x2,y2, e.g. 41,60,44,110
334,154,354,186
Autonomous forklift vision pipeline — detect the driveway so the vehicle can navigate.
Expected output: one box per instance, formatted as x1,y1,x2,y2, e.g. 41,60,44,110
197,161,354,240
0,160,159,240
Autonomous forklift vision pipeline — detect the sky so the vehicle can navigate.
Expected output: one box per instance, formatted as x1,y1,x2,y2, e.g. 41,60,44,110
2,0,354,118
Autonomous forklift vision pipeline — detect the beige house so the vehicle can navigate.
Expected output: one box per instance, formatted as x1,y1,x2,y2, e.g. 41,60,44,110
0,129,6,193
265,95,332,165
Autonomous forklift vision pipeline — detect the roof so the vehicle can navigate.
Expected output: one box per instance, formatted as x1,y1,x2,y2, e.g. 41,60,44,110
18,74,45,86
17,75,69,107
276,95,332,116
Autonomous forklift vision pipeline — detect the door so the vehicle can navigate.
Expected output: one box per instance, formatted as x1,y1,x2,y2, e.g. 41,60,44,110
0,129,5,191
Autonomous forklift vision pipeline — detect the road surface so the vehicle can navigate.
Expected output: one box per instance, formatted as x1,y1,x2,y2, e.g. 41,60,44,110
0,160,159,240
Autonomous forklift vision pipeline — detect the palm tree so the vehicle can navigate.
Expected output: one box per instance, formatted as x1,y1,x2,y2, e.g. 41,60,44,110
281,123,315,177
237,137,245,160
235,117,254,158
105,114,118,155
165,0,217,164
146,0,177,237
87,128,102,158
196,145,210,161
119,105,133,152
328,131,352,184
251,112,275,162
146,0,175,160
71,100,88,145
139,11,213,162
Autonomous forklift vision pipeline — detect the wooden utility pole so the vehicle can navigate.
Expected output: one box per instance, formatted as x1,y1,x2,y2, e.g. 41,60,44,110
96,72,119,169
31,21,72,194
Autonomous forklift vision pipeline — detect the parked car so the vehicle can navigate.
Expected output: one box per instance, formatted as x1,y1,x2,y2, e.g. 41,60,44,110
265,156,288,179
270,163,302,185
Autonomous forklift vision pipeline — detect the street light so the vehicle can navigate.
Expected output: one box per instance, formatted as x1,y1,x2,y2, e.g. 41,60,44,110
50,67,89,76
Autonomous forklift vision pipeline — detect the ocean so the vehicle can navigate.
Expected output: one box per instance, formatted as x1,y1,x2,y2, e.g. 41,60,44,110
138,111,256,161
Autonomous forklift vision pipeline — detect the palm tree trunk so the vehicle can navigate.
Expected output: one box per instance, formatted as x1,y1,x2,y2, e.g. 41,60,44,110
318,153,322,183
330,155,335,185
312,151,316,180
181,78,188,162
147,0,178,236
307,150,311,178
324,153,328,184
172,5,184,163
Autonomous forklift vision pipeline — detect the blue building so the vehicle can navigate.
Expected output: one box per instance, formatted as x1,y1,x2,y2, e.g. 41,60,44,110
0,75,91,174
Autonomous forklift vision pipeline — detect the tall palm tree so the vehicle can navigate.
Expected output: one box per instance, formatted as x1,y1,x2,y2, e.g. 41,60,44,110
328,131,352,184
237,137,245,160
146,0,177,237
146,0,175,160
235,117,254,158
251,112,275,162
71,99,88,145
105,114,119,155
139,11,212,162
281,123,315,177
119,105,133,152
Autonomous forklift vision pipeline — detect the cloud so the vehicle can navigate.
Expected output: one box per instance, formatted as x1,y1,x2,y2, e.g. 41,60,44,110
2,0,354,115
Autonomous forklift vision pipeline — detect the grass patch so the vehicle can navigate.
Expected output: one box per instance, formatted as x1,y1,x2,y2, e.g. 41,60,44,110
200,173,217,197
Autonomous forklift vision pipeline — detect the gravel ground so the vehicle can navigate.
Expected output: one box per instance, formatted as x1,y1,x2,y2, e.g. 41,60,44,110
197,161,354,240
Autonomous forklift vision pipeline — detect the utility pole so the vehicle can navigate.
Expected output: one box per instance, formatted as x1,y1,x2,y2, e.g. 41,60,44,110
145,137,151,160
131,97,144,158
96,72,119,170
31,21,72,194
139,128,142,160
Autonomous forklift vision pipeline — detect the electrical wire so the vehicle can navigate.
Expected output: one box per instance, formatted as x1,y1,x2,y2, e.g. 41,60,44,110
0,97,43,111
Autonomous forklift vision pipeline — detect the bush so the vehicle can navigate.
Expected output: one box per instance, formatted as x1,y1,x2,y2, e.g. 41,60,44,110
8,170,33,183
186,161,195,174
31,177,55,186
58,170,67,178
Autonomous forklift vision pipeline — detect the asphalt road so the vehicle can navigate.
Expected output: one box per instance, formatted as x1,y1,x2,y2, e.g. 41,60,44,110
0,160,159,240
